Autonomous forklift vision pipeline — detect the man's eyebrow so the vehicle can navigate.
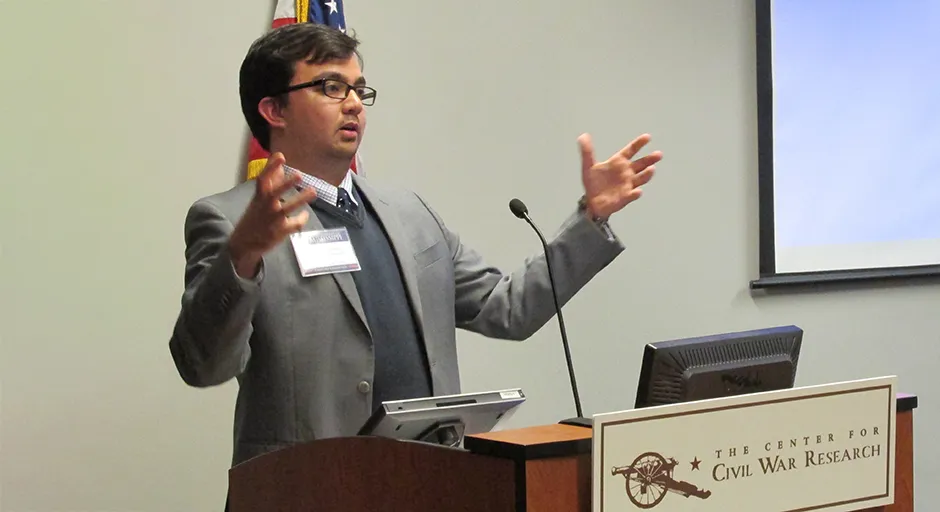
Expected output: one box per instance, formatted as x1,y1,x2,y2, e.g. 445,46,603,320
314,71,367,86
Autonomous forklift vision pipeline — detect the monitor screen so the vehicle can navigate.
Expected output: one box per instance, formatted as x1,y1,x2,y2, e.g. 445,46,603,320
634,325,802,408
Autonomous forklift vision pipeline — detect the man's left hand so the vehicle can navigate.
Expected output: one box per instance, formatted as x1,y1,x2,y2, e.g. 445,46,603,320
579,132,662,220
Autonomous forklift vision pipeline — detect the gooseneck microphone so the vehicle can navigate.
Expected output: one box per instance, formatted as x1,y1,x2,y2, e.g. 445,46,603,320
508,198,591,428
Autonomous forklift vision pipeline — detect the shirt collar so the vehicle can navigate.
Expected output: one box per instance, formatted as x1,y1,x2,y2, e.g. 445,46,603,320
283,165,357,207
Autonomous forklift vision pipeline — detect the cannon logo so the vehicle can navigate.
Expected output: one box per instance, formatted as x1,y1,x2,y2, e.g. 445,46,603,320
611,452,712,509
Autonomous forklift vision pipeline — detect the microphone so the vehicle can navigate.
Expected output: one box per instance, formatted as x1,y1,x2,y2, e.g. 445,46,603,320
508,198,592,428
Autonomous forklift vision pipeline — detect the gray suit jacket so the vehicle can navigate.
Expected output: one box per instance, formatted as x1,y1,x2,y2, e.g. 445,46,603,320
169,174,624,466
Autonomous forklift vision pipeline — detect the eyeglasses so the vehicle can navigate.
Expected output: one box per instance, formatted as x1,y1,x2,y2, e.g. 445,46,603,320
278,78,377,106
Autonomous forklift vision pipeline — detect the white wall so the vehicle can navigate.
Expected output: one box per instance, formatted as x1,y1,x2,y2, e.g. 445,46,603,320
2,0,935,510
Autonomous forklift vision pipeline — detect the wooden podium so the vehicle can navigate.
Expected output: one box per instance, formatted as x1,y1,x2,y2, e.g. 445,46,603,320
228,394,917,511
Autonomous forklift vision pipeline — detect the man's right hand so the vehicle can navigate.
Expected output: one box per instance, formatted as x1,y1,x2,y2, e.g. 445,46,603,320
228,152,318,278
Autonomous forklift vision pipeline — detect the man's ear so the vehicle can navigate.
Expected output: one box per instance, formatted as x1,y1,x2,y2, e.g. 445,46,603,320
258,97,287,129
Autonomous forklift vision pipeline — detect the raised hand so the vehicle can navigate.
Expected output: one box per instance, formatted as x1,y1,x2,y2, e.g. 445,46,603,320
228,153,318,278
578,133,662,220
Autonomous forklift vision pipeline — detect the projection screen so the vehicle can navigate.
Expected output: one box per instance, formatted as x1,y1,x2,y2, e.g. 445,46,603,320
752,0,940,288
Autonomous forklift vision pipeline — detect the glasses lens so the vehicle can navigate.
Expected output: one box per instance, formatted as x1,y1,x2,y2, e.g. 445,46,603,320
356,87,376,105
321,80,375,105
322,79,347,99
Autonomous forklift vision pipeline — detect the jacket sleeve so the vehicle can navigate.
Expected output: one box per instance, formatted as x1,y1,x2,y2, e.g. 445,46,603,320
168,199,263,387
418,195,625,341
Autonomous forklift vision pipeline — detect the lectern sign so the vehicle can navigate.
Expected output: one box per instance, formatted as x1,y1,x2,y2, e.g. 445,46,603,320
592,377,897,512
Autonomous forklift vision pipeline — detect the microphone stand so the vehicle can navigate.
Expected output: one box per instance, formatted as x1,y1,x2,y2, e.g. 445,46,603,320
510,199,592,428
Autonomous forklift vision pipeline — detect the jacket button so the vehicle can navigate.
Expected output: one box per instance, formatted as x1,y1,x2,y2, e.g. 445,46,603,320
357,380,371,394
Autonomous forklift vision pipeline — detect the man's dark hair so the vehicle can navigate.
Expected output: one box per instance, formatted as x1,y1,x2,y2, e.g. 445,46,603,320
239,23,361,150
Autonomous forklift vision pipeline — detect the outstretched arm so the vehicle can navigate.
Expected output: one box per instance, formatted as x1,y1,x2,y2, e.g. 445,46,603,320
168,201,263,387
169,153,316,387
434,132,662,340
447,205,625,340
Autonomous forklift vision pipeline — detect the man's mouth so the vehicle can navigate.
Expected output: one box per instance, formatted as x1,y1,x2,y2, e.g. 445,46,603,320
340,122,359,134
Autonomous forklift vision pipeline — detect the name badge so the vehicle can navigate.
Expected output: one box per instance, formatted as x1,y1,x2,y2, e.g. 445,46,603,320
289,227,361,277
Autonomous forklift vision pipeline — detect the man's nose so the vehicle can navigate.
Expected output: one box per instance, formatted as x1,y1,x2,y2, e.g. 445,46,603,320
342,90,363,112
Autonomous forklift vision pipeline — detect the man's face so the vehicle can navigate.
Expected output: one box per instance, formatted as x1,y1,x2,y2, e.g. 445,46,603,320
280,55,367,162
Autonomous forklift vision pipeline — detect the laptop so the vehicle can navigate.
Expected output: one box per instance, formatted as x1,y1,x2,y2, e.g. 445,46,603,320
357,388,526,447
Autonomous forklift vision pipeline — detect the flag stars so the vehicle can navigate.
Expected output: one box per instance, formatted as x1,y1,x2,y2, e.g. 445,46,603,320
325,0,339,15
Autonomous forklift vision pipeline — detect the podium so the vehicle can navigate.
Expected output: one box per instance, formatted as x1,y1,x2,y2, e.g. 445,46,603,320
227,393,916,512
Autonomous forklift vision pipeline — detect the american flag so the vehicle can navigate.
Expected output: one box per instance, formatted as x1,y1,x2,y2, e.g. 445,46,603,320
244,0,363,180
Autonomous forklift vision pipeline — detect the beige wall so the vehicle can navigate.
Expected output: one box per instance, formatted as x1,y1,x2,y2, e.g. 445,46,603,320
2,0,935,510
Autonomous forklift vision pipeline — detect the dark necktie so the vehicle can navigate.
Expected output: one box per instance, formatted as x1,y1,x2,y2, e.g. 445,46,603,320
336,188,358,216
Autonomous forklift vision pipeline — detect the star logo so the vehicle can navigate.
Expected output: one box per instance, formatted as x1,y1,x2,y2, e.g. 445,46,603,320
690,456,702,470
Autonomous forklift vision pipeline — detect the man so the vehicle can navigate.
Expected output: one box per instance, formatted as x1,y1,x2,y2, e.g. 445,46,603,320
169,23,661,468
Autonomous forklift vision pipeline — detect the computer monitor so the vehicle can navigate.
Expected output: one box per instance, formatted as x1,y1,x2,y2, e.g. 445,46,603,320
357,388,526,447
634,325,803,408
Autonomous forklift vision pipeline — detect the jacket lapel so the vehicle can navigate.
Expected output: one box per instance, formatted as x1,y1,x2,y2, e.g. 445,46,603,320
280,186,371,338
353,177,427,342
